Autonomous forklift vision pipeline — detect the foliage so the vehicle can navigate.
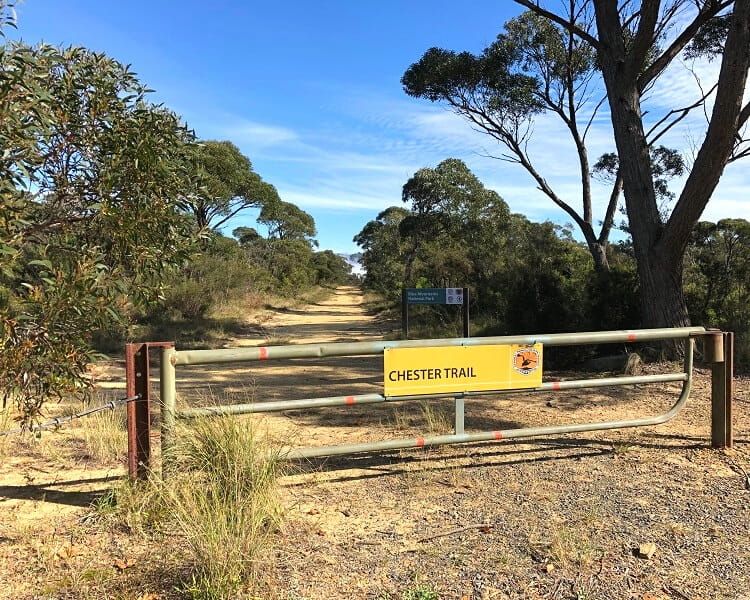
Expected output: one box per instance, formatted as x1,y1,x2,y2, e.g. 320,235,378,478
184,140,281,231
258,199,317,243
310,249,352,285
354,159,628,341
354,206,411,300
402,9,615,272
1,11,196,421
156,235,265,320
405,0,750,333
685,219,750,364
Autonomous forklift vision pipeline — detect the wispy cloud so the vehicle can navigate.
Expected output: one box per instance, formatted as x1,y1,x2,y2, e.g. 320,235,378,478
214,119,299,148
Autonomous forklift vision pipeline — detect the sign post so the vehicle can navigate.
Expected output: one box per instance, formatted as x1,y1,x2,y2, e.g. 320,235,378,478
402,287,470,339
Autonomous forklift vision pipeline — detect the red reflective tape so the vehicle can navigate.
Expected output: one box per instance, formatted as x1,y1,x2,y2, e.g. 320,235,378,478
493,431,503,440
627,333,636,342
345,395,355,405
258,347,268,360
552,381,561,391
416,437,425,448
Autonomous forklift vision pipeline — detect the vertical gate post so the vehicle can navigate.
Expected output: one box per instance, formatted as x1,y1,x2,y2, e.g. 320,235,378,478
401,288,409,340
160,345,178,475
707,331,733,449
454,396,465,435
724,332,734,448
126,343,151,480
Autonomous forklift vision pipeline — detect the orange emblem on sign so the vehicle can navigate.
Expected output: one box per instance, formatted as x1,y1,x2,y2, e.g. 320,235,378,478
513,348,539,375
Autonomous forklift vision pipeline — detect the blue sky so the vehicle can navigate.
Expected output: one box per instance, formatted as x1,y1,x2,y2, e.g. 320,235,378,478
9,1,750,254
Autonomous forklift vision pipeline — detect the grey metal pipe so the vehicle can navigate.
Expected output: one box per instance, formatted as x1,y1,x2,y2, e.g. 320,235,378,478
174,326,706,366
282,340,694,460
174,372,688,419
160,346,177,472
177,393,387,419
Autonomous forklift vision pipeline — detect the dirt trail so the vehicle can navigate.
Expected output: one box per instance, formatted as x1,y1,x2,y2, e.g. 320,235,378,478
235,285,386,346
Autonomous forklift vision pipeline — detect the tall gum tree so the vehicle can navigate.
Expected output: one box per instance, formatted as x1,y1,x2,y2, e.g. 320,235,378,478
512,0,750,330
403,10,619,273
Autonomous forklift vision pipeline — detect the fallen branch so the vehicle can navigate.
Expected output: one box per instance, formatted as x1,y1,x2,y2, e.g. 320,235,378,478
418,523,495,543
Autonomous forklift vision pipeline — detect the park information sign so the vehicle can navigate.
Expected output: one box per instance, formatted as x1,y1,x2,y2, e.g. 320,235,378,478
384,344,543,397
405,287,464,305
402,287,470,338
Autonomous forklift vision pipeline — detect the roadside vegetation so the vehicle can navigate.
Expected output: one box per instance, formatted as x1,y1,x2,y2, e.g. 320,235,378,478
0,1,352,425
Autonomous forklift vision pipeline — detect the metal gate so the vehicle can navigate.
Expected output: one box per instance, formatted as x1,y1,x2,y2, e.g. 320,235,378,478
125,327,734,479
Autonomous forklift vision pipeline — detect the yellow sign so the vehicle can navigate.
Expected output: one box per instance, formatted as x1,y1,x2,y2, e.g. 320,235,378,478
384,344,543,397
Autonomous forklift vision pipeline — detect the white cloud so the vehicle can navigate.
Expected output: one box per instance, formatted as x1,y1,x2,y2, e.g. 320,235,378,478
218,119,299,147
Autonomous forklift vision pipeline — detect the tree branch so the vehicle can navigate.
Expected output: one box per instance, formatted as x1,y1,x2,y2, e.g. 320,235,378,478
645,83,719,146
211,199,260,231
638,1,733,91
512,0,600,48
739,101,750,127
20,214,90,237
629,1,661,76
660,0,750,267
599,171,623,244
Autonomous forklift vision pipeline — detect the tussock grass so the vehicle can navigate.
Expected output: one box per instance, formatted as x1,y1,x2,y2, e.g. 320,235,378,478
167,416,285,599
93,414,285,599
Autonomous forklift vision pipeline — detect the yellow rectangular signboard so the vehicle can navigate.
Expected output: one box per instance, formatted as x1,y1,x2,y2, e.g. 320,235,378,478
384,344,543,397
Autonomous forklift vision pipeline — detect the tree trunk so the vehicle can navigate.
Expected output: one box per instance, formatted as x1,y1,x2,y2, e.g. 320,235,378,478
588,240,610,273
636,251,690,330
594,1,690,332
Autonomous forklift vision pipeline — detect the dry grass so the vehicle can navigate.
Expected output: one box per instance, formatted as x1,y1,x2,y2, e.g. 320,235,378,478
419,400,453,435
0,404,15,461
80,401,128,463
163,415,286,599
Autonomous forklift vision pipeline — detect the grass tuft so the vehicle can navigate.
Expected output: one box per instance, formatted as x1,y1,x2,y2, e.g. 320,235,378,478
92,414,285,599
166,415,285,599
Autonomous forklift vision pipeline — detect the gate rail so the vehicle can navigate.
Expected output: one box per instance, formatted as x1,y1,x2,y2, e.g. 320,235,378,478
126,327,734,479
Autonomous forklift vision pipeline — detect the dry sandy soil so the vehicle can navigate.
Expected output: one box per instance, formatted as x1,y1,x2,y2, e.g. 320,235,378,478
1,286,749,600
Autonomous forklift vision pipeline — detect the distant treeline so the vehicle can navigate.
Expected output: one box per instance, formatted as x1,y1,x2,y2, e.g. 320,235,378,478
354,160,750,365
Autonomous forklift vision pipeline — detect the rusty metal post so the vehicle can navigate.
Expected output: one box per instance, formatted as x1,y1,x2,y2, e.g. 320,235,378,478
126,343,151,480
708,331,732,449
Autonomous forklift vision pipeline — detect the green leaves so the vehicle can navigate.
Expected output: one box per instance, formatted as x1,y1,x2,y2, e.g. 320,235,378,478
185,140,281,231
0,29,197,423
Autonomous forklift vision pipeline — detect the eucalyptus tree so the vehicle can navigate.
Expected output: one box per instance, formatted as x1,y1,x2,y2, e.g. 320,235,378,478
354,206,411,298
399,158,511,286
685,219,750,360
186,140,280,231
1,5,196,420
405,1,750,331
403,10,616,272
258,199,317,244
